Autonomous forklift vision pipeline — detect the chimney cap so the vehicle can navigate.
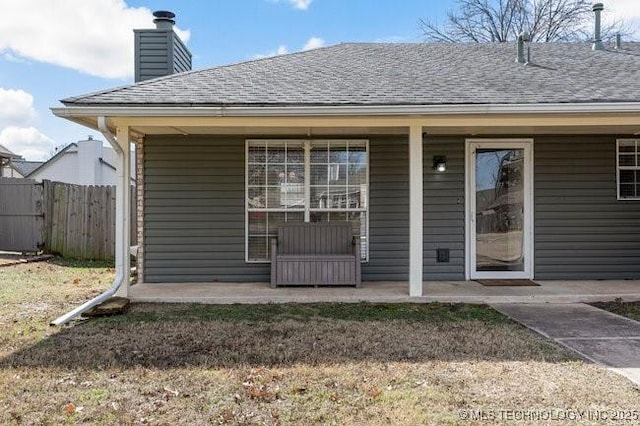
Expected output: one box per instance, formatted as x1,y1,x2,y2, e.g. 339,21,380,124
592,3,604,12
153,10,175,27
153,10,175,20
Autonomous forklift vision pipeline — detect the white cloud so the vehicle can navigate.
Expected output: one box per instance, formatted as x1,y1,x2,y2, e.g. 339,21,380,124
270,0,313,11
289,0,312,10
0,88,56,161
253,45,289,59
0,88,37,129
0,0,190,79
302,37,325,51
0,126,55,161
2,52,28,63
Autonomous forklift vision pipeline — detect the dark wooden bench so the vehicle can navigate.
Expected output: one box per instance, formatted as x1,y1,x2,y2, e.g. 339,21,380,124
270,223,361,288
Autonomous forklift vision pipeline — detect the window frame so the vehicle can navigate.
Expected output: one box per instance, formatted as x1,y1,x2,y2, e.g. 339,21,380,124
245,139,370,263
616,139,640,201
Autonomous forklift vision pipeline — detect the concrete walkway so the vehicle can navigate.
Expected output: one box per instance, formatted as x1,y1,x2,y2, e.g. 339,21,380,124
491,303,640,386
129,280,640,304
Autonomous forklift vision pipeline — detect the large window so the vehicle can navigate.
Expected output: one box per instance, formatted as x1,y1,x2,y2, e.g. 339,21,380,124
246,139,369,262
617,139,640,200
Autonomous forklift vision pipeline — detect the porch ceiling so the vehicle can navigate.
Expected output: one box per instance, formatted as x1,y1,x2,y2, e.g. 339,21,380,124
61,113,640,140
130,124,640,137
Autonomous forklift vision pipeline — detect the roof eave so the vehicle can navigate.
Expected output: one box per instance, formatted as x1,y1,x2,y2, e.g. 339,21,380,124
52,102,640,119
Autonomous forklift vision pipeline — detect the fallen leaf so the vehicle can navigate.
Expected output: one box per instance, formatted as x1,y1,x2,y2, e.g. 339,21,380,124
63,403,76,416
245,384,277,401
367,388,381,398
72,278,81,285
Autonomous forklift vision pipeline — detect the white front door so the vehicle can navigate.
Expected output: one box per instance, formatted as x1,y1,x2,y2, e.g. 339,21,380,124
466,139,534,280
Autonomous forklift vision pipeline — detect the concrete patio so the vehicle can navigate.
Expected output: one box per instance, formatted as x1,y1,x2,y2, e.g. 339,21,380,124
128,280,640,304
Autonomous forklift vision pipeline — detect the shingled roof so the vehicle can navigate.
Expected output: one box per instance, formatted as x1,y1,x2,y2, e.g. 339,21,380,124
62,42,640,107
10,159,43,177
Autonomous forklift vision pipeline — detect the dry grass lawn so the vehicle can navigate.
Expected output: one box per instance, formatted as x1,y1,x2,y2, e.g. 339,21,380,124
1,258,639,425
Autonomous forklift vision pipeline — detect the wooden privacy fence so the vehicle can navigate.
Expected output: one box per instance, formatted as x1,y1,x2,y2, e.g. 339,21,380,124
0,178,135,260
42,180,137,260
0,178,43,252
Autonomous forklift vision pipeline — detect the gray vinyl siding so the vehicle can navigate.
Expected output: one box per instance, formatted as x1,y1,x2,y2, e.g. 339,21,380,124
144,134,640,283
362,137,409,281
423,137,466,280
535,136,640,279
144,135,409,283
134,30,191,83
144,136,268,282
172,36,192,73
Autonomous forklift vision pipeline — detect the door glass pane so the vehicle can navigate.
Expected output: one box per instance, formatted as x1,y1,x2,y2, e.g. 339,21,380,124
475,148,525,272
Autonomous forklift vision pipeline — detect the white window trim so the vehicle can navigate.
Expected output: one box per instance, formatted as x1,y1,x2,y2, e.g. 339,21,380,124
616,139,640,201
245,139,370,263
465,138,535,280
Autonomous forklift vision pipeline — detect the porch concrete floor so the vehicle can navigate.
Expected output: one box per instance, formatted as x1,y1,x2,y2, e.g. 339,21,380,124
128,280,640,304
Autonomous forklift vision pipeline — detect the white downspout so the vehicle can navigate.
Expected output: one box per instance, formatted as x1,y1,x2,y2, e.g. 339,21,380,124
51,116,128,326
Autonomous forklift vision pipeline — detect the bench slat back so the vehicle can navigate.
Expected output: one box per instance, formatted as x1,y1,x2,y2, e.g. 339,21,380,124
278,223,352,255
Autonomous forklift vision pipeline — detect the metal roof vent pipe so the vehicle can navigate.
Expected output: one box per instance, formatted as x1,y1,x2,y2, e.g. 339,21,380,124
515,32,531,64
153,10,175,30
615,33,622,50
592,3,605,50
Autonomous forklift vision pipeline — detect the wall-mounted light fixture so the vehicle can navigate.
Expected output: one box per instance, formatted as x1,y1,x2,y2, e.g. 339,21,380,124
433,155,447,172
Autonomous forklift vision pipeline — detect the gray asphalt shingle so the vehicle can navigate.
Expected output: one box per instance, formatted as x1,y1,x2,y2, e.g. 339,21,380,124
62,42,640,106
11,160,43,176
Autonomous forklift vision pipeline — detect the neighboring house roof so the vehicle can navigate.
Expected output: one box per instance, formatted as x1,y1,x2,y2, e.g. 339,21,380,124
10,159,44,176
26,143,77,177
62,42,640,107
0,144,20,159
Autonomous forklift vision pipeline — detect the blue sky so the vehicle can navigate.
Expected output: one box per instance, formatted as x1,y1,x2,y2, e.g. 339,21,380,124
0,0,636,160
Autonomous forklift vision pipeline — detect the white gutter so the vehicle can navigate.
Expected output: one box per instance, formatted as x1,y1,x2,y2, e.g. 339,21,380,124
51,116,126,326
51,102,640,118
